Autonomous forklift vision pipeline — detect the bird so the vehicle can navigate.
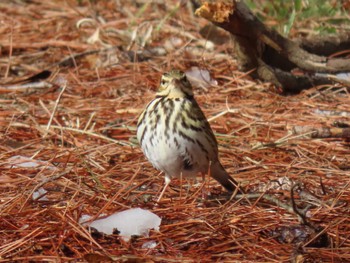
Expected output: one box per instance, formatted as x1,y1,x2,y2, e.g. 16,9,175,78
137,69,240,202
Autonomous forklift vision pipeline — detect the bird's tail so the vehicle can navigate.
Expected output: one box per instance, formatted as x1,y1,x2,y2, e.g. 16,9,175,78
210,161,243,193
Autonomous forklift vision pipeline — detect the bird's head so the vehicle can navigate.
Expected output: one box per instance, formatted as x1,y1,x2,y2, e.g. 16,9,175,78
156,70,193,98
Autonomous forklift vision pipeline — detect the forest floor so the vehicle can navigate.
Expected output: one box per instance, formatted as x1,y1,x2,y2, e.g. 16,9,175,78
0,1,349,262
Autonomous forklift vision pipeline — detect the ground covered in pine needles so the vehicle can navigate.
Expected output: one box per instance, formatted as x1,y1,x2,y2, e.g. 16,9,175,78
1,1,350,262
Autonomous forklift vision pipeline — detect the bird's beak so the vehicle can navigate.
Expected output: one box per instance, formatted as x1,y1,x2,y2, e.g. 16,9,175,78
171,79,181,86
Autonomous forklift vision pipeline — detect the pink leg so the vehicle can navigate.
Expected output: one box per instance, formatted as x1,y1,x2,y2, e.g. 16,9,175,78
157,175,171,202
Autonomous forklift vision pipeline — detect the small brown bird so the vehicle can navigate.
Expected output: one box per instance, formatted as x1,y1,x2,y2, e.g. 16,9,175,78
137,70,240,201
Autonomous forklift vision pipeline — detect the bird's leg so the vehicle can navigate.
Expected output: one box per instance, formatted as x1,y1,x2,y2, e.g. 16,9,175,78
179,171,183,199
157,175,171,203
200,162,212,199
200,173,207,199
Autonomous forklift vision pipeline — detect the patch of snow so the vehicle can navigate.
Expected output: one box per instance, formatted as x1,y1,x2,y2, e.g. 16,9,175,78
83,208,161,241
335,72,350,81
7,155,56,170
142,240,157,249
32,187,49,201
79,214,92,224
185,67,217,88
314,109,350,117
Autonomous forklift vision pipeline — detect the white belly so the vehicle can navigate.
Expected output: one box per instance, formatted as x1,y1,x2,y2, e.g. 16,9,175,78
138,123,208,179
137,98,213,180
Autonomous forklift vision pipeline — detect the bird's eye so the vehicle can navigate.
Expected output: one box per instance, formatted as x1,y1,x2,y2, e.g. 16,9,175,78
161,80,166,85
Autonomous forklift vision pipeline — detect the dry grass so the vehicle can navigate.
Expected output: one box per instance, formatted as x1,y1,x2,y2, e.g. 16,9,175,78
1,1,349,262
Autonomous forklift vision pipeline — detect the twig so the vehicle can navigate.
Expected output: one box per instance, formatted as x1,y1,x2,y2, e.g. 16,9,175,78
251,131,316,150
41,125,133,146
45,83,67,136
4,21,13,79
0,228,43,257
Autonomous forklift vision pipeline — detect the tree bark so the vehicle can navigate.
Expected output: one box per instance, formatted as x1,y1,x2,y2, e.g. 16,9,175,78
195,1,350,93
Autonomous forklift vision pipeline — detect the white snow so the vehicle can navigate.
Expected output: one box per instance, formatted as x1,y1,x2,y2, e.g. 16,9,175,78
185,67,218,88
82,208,161,241
142,240,157,249
7,155,56,170
32,187,49,201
